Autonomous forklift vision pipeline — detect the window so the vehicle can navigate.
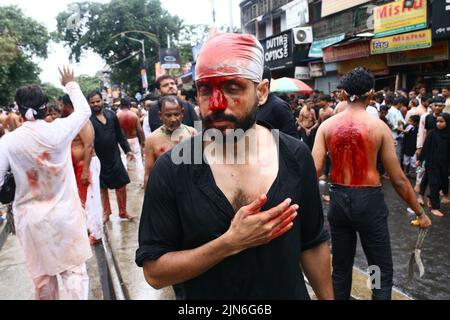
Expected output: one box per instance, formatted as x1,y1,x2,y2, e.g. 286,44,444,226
258,21,267,39
258,0,269,15
272,16,281,34
251,4,258,19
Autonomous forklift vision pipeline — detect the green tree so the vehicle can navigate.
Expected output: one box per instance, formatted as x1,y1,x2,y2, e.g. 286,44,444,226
0,6,50,106
55,0,183,93
41,83,64,102
77,75,101,96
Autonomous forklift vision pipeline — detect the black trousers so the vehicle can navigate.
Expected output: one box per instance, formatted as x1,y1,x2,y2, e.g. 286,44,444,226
427,166,449,209
299,128,316,151
328,185,393,300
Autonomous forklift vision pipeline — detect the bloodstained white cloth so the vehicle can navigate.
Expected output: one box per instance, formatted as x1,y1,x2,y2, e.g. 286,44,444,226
0,82,92,279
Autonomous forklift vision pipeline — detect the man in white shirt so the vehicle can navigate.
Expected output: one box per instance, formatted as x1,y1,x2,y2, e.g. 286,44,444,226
0,67,92,300
386,95,405,161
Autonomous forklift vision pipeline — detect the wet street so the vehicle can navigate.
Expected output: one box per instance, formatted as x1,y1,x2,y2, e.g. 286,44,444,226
321,179,450,300
1,168,450,300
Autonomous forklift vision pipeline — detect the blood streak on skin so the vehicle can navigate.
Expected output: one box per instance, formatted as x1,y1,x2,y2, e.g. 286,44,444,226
119,112,136,137
327,120,375,186
27,169,39,189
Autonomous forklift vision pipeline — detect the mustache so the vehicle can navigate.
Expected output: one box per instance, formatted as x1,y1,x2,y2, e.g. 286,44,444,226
203,110,239,125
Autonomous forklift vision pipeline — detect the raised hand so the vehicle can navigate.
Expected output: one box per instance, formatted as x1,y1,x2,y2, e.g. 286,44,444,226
59,66,75,87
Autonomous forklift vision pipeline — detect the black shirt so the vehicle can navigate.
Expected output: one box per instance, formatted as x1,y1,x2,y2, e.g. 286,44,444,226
148,101,199,131
90,109,131,189
403,126,418,157
257,93,300,139
136,127,329,299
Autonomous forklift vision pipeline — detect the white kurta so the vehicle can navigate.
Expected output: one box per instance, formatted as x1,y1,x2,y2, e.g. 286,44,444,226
0,82,92,279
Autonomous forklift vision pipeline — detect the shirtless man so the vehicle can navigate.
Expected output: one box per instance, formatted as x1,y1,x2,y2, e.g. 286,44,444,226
312,68,431,300
117,97,146,186
61,94,103,245
297,99,318,150
0,109,8,130
143,95,197,189
7,105,22,131
318,95,334,124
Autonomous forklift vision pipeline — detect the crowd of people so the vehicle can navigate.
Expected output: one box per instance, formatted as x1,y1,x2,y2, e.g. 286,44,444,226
0,32,447,300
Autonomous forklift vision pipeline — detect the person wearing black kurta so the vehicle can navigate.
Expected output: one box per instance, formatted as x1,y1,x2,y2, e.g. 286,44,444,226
90,105,132,222
136,130,329,299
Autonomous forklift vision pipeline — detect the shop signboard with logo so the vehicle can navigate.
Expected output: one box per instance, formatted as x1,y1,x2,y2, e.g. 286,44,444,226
160,48,181,69
261,30,293,70
371,29,432,54
321,0,370,18
295,66,311,80
374,0,427,38
432,0,450,39
387,41,449,66
323,41,370,63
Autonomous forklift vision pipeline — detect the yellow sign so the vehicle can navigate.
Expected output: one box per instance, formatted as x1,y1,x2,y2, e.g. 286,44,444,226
338,55,388,75
387,41,449,66
374,0,427,38
371,29,432,55
321,0,370,18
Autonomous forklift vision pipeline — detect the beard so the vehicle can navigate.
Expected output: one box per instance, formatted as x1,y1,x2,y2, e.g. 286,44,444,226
201,102,258,144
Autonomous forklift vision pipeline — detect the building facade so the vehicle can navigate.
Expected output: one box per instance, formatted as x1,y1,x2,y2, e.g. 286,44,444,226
240,0,450,93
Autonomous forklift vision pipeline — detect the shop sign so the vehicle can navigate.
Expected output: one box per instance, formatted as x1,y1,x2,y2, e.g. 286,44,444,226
160,48,181,69
323,41,370,63
309,61,325,78
374,0,427,38
432,0,450,39
338,55,388,75
321,0,370,18
309,33,345,58
285,0,309,30
371,29,432,54
261,30,293,70
295,66,311,80
387,41,449,66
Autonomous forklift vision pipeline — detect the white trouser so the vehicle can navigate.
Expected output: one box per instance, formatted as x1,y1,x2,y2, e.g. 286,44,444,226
121,137,144,184
85,156,103,240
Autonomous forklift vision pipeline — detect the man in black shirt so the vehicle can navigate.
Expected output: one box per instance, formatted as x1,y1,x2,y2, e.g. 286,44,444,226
136,33,333,300
256,67,299,139
88,91,134,223
147,75,199,131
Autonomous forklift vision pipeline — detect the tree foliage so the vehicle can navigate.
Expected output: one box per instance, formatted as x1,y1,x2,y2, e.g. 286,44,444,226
41,83,65,102
0,6,50,106
77,75,101,96
55,0,183,94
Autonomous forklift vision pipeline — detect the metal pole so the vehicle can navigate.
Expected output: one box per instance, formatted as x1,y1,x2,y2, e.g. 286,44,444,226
141,40,146,67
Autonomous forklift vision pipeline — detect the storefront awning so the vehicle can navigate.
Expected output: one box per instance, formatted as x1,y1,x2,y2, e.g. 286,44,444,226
322,37,372,63
308,33,345,58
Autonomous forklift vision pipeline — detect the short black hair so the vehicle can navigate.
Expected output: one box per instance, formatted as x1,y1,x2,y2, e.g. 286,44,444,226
87,90,102,101
432,96,446,104
155,75,176,90
61,94,73,108
121,97,132,108
15,85,48,120
410,115,420,124
380,105,389,113
263,66,272,87
340,68,374,102
384,93,395,106
421,94,432,103
158,95,182,111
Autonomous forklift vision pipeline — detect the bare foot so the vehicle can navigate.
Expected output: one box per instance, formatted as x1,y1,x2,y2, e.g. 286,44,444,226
382,174,390,180
319,175,327,181
322,195,330,202
103,214,111,224
89,234,102,246
431,209,444,217
119,213,136,221
441,196,450,204
417,195,424,206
